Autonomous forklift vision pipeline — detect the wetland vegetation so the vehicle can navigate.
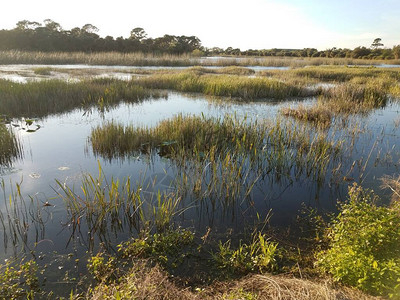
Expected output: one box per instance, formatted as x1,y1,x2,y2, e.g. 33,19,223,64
0,53,400,299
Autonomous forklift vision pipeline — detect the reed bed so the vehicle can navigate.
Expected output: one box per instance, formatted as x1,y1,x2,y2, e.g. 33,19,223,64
0,123,22,167
135,71,310,100
1,51,399,67
0,78,165,118
282,82,389,126
90,114,342,207
288,65,400,82
0,51,199,66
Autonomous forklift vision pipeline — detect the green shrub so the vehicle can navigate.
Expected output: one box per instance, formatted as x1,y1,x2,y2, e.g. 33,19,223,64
317,183,400,298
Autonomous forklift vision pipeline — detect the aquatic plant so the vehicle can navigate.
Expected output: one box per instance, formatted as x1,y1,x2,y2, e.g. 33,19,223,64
0,123,22,167
55,163,186,249
211,232,279,276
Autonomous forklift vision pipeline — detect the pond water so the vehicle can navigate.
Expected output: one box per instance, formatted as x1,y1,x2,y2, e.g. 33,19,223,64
0,74,400,295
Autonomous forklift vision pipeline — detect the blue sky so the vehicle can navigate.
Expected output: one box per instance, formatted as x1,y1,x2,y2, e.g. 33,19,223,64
1,0,399,50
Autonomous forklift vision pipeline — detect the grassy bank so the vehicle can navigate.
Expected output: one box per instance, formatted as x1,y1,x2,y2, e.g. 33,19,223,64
0,78,165,118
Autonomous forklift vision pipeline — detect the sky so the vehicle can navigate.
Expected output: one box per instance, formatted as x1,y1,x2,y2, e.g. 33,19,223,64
1,0,399,50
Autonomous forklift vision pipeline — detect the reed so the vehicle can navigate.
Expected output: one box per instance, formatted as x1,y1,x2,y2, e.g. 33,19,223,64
90,114,342,206
1,51,399,67
0,78,166,118
0,179,48,253
0,123,22,167
55,163,186,249
135,71,310,100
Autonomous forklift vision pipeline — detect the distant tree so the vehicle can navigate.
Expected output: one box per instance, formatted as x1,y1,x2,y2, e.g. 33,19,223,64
371,38,384,49
43,19,62,32
82,24,99,34
393,45,400,59
15,20,41,31
130,27,147,41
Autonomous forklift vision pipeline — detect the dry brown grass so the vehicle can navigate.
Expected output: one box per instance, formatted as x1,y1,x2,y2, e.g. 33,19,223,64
85,262,377,300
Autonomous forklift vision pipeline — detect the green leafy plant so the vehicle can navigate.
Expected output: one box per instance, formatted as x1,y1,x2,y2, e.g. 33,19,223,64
118,229,195,269
212,232,279,276
317,183,400,298
0,259,40,299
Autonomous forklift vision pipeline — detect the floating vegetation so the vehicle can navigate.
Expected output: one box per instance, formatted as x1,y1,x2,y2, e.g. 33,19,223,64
0,78,166,118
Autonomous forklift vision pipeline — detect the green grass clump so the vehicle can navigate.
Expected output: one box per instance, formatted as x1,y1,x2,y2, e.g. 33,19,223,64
0,123,22,167
317,183,400,298
135,71,309,100
0,78,165,118
212,233,279,277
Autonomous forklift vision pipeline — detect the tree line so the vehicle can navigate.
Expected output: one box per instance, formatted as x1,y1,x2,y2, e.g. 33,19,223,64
0,20,399,59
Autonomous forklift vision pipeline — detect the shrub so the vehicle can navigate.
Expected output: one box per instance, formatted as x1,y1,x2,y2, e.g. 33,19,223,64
317,183,400,298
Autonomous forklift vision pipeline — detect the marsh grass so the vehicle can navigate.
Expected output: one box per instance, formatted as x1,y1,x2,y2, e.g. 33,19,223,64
282,81,389,126
55,163,187,250
0,78,166,118
281,104,333,128
1,50,399,68
135,71,311,100
0,123,22,167
32,67,53,75
90,114,342,207
0,179,49,253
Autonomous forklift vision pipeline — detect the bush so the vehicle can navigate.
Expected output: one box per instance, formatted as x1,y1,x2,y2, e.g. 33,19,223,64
317,183,400,298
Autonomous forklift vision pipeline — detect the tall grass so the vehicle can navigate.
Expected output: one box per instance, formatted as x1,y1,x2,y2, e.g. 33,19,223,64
1,50,399,67
90,114,342,206
55,163,186,250
0,123,22,167
0,179,48,253
282,81,389,126
0,78,166,118
135,71,311,99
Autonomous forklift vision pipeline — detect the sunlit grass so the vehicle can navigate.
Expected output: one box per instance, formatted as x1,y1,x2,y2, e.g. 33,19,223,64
0,78,166,118
135,71,310,99
1,50,399,67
